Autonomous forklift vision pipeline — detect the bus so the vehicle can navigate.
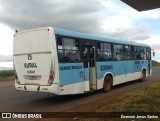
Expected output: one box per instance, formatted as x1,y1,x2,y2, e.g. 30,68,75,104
13,27,152,95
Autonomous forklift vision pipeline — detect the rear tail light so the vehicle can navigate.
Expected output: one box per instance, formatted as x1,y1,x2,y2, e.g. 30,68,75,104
48,70,55,85
50,70,55,80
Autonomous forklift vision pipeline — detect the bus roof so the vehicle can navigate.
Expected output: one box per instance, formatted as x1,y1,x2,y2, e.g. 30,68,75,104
53,27,150,47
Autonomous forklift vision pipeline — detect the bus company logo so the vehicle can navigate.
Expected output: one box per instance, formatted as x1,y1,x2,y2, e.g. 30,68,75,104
28,54,32,60
2,113,11,118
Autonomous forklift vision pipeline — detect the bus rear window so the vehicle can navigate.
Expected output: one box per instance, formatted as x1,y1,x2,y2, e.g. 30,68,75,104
13,29,51,55
57,37,80,63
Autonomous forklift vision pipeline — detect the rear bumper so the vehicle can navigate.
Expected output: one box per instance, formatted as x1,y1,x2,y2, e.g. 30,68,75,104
15,82,59,95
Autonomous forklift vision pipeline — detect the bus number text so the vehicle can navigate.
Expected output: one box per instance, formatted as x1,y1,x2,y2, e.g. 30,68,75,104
100,65,113,71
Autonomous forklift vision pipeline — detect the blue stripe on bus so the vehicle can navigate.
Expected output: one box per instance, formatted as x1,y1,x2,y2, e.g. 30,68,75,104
59,60,149,85
96,60,149,79
59,63,84,85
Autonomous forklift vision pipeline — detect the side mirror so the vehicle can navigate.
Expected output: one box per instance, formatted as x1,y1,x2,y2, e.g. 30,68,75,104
153,52,155,56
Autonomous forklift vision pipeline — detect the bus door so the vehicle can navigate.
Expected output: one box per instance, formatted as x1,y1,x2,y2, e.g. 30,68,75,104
81,45,97,91
147,48,151,74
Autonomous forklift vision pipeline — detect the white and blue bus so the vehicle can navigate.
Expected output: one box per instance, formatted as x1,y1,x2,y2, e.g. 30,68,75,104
13,27,152,95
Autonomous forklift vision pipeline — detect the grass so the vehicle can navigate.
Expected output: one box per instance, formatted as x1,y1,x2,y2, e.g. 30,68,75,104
152,60,160,67
100,81,160,112
96,81,160,121
87,81,160,113
0,70,14,81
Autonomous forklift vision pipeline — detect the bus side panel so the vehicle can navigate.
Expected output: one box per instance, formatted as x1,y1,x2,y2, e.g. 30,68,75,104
134,60,141,80
96,62,113,89
140,60,150,77
134,60,148,80
134,60,149,80
58,63,84,95
123,61,135,82
96,61,137,89
96,61,126,89
149,60,152,76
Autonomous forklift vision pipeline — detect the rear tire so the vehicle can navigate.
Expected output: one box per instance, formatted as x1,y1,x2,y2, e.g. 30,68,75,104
140,70,146,82
103,75,113,92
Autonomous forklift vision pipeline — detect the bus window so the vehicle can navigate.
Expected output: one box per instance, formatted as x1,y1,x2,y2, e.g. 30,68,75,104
90,47,95,67
82,46,89,68
134,46,147,60
97,42,112,61
57,38,80,63
124,45,132,60
141,47,147,59
147,48,151,60
134,46,141,59
83,47,88,59
113,44,124,60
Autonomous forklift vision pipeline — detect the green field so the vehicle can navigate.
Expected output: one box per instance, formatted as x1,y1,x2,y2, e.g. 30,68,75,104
152,60,160,67
0,70,14,81
100,81,160,112
48,81,160,121
94,80,160,121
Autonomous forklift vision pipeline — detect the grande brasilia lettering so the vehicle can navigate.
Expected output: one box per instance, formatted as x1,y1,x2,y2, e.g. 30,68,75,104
59,65,82,71
100,65,113,71
24,63,37,68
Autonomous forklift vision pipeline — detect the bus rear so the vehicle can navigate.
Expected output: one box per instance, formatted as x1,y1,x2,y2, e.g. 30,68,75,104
13,27,59,94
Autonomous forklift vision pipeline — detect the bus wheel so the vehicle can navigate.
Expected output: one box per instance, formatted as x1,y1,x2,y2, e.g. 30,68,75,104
141,70,146,82
103,75,113,92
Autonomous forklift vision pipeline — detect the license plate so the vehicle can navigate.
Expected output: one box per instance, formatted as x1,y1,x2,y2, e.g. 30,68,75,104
28,76,36,80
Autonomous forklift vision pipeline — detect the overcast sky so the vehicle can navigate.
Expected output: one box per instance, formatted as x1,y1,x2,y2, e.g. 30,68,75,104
0,0,160,67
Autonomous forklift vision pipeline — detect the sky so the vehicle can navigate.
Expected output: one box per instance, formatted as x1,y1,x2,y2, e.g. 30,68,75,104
0,0,160,68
